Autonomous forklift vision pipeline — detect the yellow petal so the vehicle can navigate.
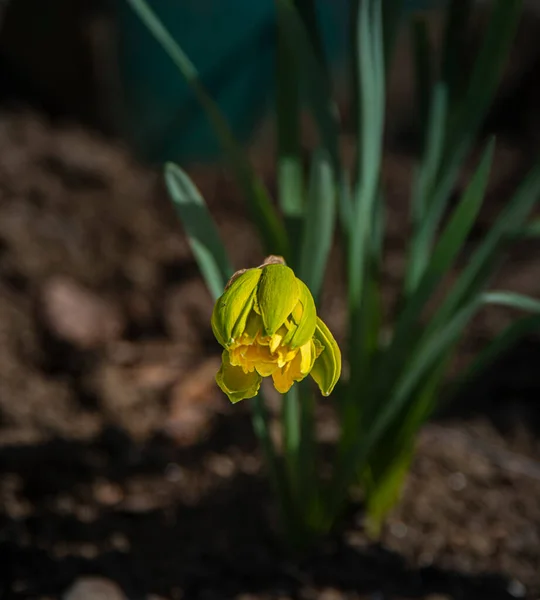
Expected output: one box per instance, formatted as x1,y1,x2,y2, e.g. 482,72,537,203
257,264,299,336
271,350,308,394
269,327,286,353
271,364,295,394
255,362,279,377
216,351,262,403
211,269,262,346
310,317,341,396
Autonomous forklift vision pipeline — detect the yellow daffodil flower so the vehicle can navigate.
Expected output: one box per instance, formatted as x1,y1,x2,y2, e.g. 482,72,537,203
212,256,341,403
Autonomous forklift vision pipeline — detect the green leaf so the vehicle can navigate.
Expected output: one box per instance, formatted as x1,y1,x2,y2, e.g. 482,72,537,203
407,84,449,292
392,300,478,412
341,0,386,452
165,163,233,300
408,0,522,291
423,140,494,283
363,357,448,534
372,140,494,405
513,218,540,239
482,290,540,314
431,159,540,331
363,447,413,536
330,298,480,518
298,150,336,300
349,0,385,307
126,0,290,260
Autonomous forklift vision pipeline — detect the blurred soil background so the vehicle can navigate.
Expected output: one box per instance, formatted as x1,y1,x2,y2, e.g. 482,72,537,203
1,1,540,599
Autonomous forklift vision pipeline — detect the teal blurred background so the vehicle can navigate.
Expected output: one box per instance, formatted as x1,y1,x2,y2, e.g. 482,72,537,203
114,0,444,162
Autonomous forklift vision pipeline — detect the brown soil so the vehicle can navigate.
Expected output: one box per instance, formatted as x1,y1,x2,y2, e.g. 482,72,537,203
0,110,540,600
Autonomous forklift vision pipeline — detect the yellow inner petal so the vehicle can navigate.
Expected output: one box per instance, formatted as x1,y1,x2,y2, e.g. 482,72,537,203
228,317,314,394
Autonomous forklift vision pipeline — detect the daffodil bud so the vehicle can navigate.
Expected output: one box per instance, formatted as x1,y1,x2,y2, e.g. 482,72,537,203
212,257,341,403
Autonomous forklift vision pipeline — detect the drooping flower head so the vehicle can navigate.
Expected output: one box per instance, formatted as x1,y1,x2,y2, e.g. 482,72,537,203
212,256,341,403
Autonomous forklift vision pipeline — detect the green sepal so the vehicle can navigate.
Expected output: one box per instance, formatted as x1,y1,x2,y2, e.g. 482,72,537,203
216,351,262,403
211,269,262,346
310,317,341,396
284,279,317,349
257,264,299,335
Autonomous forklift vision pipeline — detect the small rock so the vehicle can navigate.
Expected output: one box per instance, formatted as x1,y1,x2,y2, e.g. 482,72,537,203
507,579,527,598
41,276,124,349
447,472,467,491
389,521,408,538
206,454,235,478
318,588,345,600
93,480,124,506
63,577,127,600
109,532,130,552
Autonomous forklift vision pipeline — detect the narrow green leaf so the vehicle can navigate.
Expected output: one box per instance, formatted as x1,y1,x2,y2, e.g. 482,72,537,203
343,0,386,448
364,447,412,536
372,140,494,404
407,84,449,291
299,150,336,299
421,85,449,202
513,218,540,239
364,356,448,535
431,159,540,330
393,301,478,407
423,140,494,282
165,163,233,300
482,290,540,314
331,299,480,517
409,1,522,291
126,0,290,260
349,0,385,307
